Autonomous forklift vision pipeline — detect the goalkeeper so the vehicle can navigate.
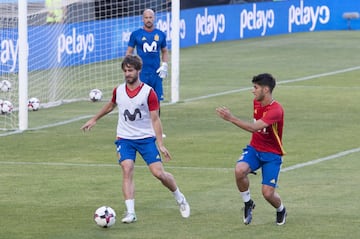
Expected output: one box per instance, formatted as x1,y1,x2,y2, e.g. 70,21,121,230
126,9,168,103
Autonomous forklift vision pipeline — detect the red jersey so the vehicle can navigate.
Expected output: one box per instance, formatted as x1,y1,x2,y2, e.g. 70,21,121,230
250,99,286,155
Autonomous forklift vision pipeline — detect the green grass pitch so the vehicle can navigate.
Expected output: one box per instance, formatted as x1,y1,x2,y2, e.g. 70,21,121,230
1,31,360,239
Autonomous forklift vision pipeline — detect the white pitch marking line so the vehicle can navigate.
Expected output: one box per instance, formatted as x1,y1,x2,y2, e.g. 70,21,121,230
281,147,360,172
180,66,360,103
1,65,359,137
0,147,359,173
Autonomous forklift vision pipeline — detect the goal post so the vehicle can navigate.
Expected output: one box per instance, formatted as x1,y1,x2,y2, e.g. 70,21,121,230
0,0,180,131
18,0,28,131
171,0,179,103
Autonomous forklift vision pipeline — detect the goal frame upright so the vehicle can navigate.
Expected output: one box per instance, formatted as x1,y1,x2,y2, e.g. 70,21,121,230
18,0,29,131
170,0,180,104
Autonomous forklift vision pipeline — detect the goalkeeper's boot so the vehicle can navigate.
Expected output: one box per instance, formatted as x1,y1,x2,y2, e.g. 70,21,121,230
276,207,287,225
121,212,137,223
243,199,255,225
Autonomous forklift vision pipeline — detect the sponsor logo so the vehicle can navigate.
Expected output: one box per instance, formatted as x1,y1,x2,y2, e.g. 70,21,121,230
124,108,142,121
0,39,18,72
57,28,95,63
157,12,186,40
143,41,158,53
240,4,275,39
288,0,330,32
195,8,225,44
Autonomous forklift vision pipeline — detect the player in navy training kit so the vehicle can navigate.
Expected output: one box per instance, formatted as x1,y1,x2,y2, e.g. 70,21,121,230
126,8,168,102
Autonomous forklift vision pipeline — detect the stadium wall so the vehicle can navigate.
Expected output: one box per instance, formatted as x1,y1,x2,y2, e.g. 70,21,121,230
0,0,359,74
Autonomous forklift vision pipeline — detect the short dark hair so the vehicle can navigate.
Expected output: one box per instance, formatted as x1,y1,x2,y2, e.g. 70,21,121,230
121,55,142,71
252,73,276,92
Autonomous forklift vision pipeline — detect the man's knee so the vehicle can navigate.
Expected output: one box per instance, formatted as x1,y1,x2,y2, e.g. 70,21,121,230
235,162,250,178
262,185,275,200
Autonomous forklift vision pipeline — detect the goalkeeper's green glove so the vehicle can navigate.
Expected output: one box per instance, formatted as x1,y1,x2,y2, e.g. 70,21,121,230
156,62,168,79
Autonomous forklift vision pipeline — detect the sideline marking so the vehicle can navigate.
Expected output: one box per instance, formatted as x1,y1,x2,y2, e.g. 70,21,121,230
0,148,359,172
281,147,360,172
1,65,360,137
181,66,360,103
0,115,94,137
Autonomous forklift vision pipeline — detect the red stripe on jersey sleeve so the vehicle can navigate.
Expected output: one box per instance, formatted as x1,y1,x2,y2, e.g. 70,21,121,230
148,89,159,111
111,87,117,103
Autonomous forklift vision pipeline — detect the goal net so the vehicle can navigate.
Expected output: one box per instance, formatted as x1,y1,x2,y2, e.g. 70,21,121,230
0,0,174,131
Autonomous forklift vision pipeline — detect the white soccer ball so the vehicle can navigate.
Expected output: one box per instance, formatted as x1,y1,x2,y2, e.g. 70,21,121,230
94,206,116,228
89,89,102,102
28,97,40,111
1,100,13,114
0,80,12,92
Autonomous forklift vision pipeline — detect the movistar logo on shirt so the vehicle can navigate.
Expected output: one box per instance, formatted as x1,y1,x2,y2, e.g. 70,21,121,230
124,109,142,121
142,41,158,53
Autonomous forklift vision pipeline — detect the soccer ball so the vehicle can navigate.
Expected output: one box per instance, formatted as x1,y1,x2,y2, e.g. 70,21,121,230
94,206,116,228
1,100,13,114
89,89,102,102
0,80,11,92
28,97,40,111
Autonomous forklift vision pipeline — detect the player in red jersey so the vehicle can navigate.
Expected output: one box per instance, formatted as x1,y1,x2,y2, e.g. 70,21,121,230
81,55,190,223
216,73,287,226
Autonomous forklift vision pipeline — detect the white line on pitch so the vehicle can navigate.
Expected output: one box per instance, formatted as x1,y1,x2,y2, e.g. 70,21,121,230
180,66,360,103
281,147,360,172
0,147,359,173
0,65,359,137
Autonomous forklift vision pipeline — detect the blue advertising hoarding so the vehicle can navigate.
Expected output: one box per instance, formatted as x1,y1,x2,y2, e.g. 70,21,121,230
1,0,359,74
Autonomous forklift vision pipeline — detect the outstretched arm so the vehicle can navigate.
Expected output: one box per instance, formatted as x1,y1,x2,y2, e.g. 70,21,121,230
81,101,116,131
216,106,268,133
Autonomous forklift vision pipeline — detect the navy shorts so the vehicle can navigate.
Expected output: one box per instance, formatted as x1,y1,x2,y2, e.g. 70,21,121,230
237,145,282,188
114,137,162,165
140,71,164,101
